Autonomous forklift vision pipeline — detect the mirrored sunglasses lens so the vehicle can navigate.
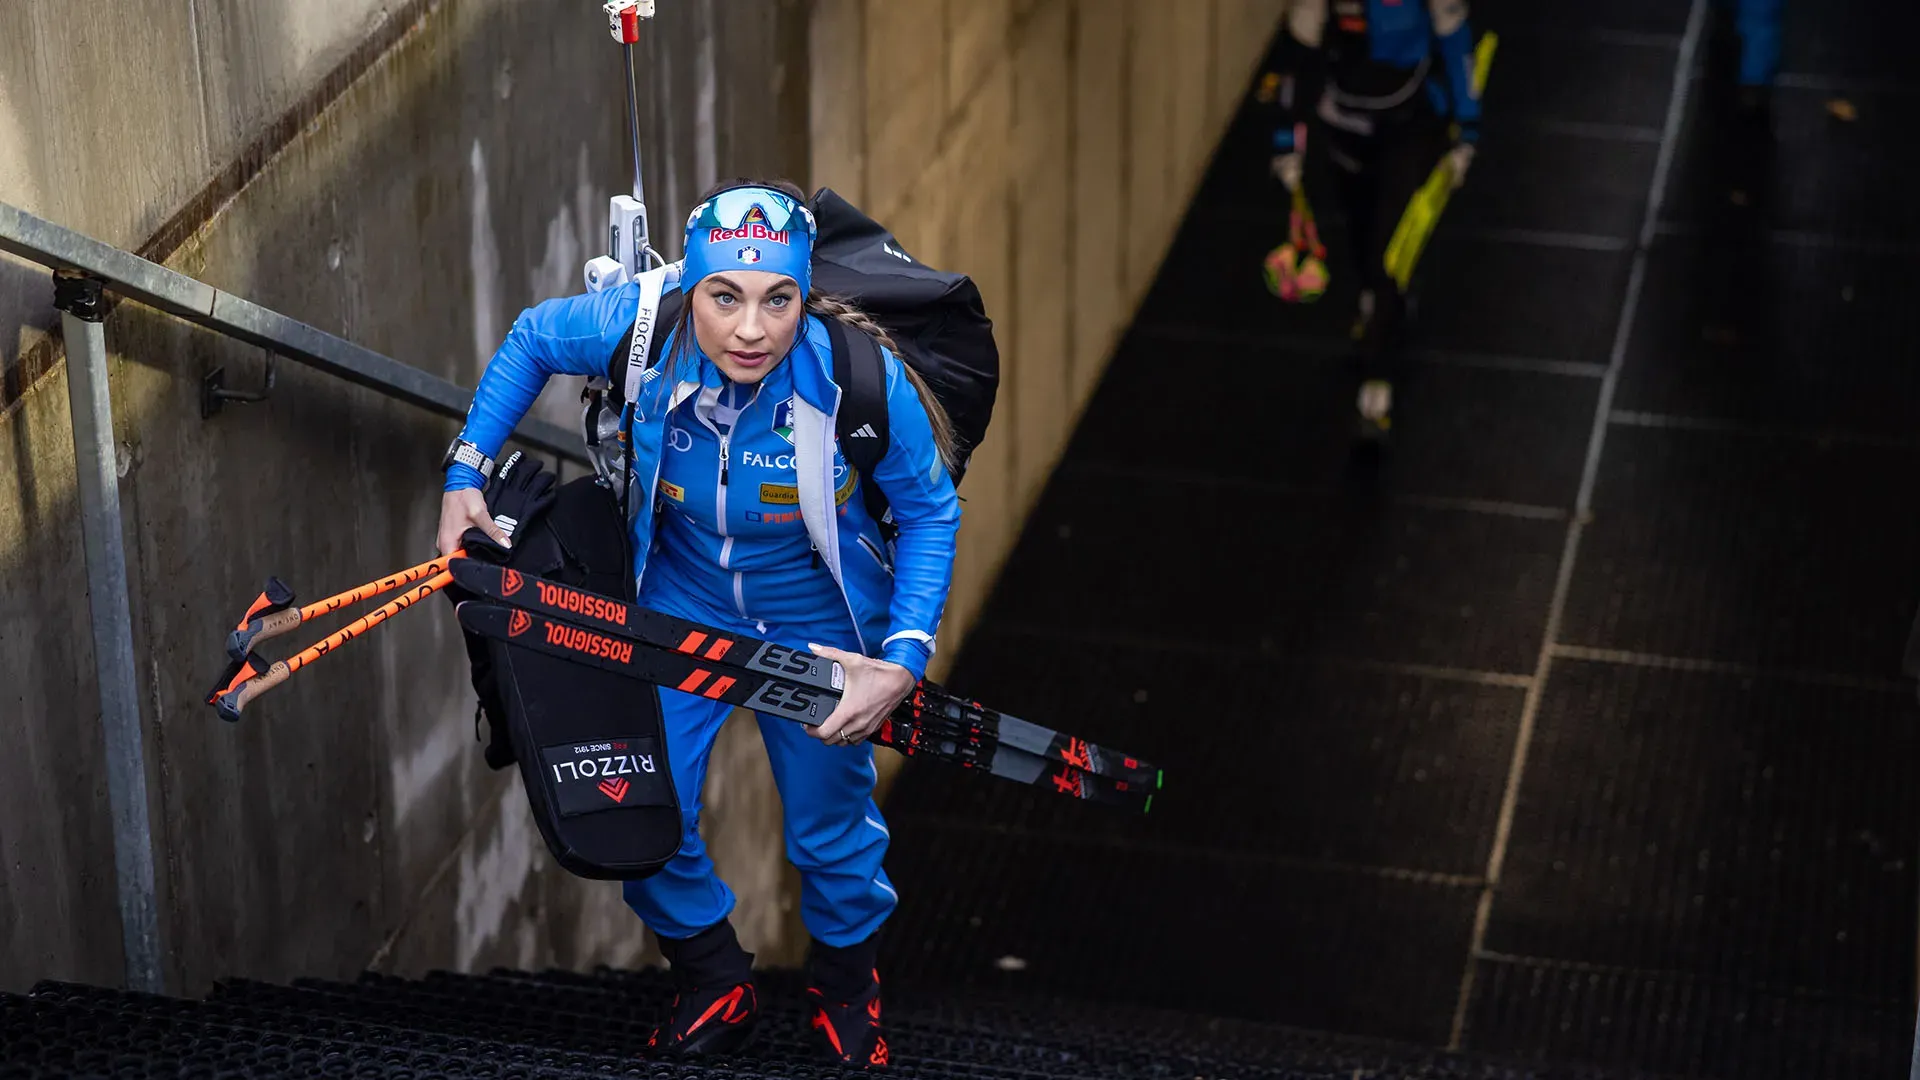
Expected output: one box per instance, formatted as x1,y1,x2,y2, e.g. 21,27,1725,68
706,189,797,232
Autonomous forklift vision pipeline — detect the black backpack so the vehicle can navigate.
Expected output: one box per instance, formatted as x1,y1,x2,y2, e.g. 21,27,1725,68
595,187,999,534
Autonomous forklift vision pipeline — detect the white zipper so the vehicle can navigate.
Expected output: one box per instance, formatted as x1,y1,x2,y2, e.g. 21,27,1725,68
856,535,892,575
716,431,730,552
700,382,765,620
717,430,743,616
692,393,731,540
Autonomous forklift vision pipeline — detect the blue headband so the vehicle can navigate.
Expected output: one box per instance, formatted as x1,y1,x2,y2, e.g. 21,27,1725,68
681,186,816,296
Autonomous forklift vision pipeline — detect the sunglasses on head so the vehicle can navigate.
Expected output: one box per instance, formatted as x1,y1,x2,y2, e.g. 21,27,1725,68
686,186,818,243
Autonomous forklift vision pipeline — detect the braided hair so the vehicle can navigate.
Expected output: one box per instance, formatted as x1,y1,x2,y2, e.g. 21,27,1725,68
804,293,958,473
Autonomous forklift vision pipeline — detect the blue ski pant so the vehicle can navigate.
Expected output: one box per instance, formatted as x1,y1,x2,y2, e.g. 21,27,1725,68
620,580,898,948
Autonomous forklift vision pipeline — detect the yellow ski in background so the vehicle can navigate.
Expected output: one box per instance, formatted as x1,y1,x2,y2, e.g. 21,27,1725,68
1382,31,1499,291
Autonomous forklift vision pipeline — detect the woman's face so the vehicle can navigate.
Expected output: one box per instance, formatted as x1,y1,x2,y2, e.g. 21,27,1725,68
689,271,803,385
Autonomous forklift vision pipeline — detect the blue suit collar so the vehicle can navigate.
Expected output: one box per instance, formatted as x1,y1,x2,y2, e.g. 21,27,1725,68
670,315,840,414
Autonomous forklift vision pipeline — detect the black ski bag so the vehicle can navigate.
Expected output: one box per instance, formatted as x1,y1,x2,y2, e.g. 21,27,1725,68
447,457,682,881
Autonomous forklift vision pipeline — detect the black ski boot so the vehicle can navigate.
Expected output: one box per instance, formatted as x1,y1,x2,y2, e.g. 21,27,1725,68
806,934,889,1069
647,920,759,1057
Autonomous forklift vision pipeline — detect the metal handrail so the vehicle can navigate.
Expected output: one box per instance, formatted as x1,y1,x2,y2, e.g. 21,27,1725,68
0,201,586,464
2,199,590,995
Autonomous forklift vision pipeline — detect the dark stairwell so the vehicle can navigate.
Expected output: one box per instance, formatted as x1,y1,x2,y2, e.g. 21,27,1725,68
7,1,1919,1077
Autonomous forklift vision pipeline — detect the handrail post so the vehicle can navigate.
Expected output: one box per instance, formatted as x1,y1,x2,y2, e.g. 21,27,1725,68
53,269,165,994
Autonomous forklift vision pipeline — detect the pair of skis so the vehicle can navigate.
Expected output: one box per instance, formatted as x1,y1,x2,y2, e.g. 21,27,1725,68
448,560,1160,814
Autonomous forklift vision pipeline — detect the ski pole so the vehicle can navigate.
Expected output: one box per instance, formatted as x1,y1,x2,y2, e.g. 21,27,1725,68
213,571,455,722
205,577,298,706
207,553,462,710
1265,184,1330,303
226,551,464,661
205,649,273,709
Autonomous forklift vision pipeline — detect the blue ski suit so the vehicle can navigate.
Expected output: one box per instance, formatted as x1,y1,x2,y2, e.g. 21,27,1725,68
1714,0,1782,87
448,279,962,947
1267,0,1483,159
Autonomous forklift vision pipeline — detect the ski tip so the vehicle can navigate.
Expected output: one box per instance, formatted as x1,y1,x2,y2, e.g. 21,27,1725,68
1156,770,1165,790
1143,794,1154,815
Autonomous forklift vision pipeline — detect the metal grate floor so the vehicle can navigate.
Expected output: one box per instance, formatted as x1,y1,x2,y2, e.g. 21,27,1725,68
3,969,1662,1080
881,0,1920,1077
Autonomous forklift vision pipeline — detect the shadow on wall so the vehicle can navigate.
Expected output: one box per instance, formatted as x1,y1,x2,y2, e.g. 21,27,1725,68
0,0,809,995
2,255,55,519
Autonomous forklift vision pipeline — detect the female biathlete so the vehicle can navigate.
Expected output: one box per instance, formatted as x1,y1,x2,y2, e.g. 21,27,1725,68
435,179,962,1068
1264,0,1482,447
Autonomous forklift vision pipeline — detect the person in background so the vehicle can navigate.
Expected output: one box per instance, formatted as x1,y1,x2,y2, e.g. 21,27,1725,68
1714,0,1783,123
1263,0,1482,449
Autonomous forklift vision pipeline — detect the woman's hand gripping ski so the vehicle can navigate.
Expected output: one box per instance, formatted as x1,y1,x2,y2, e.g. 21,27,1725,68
807,644,916,746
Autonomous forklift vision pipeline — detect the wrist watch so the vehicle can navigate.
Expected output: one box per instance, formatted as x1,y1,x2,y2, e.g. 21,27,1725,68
441,437,496,480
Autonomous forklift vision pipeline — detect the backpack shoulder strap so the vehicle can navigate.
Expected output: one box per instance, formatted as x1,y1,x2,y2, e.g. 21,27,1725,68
604,272,682,402
596,281,682,523
824,315,893,531
648,290,684,376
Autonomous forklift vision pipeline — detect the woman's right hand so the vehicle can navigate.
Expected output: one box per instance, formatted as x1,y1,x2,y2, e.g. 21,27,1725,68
437,487,509,557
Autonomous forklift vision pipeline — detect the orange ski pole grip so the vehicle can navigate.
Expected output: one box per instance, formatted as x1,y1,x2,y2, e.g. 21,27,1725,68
226,550,463,660
215,570,455,722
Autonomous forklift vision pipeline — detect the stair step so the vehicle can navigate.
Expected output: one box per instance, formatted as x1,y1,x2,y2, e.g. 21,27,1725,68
3,971,1671,1080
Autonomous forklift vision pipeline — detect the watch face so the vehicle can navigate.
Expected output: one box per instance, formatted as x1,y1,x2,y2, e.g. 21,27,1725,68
445,440,487,473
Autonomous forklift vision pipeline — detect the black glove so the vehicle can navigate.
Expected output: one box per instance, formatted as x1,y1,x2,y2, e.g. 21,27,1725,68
461,450,557,563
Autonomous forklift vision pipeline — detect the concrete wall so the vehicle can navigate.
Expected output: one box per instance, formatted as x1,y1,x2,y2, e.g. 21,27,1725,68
0,0,808,993
808,0,1286,681
0,0,1282,994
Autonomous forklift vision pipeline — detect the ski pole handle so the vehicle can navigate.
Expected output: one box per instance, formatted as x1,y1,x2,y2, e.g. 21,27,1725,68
283,570,455,675
232,607,305,658
216,661,292,722
227,551,463,660
214,571,455,721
